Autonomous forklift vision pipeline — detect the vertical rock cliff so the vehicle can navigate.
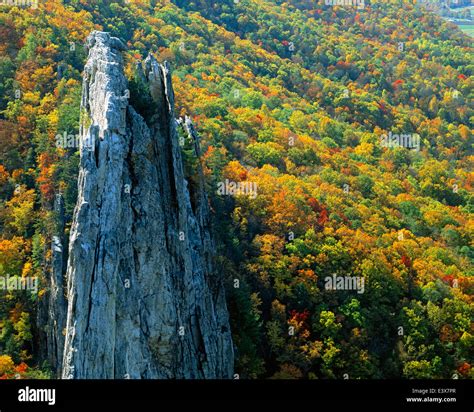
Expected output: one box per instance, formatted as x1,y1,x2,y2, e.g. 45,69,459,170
48,193,67,375
61,31,234,379
37,193,67,377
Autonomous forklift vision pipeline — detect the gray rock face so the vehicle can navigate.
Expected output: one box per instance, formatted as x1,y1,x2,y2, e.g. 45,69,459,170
48,194,67,375
61,31,234,379
37,193,67,377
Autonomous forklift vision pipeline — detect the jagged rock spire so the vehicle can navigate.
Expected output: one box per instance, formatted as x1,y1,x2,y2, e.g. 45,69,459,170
61,31,234,379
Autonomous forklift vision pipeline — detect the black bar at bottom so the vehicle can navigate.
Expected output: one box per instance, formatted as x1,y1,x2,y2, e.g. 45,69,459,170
0,379,471,410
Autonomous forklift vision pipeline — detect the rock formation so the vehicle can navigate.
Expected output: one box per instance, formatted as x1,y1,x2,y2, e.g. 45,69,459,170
37,193,67,377
61,31,234,379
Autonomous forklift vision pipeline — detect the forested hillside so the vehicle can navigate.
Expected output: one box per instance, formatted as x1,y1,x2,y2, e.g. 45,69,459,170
0,0,472,379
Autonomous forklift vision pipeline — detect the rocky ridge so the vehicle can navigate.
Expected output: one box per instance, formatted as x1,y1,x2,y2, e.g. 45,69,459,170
58,31,233,379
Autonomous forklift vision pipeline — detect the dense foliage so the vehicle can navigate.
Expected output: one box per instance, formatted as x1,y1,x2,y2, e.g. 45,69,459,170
0,0,472,379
